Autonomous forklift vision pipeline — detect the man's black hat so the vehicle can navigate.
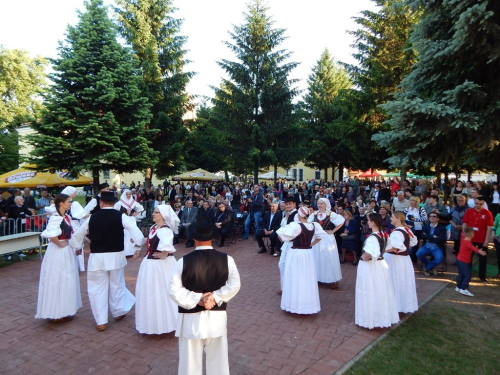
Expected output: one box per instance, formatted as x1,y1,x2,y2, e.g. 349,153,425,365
101,191,115,202
284,196,295,203
98,182,109,190
189,216,218,242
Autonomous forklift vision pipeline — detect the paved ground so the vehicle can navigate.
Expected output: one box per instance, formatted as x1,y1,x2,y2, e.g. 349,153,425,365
0,234,457,375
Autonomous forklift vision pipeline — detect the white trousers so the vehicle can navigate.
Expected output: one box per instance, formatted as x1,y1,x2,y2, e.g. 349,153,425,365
178,335,229,375
77,251,85,272
87,268,135,325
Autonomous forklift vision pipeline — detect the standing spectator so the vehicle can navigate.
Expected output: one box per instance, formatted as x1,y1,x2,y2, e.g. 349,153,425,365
490,183,500,218
414,179,428,196
36,188,51,215
22,187,36,212
467,188,488,210
493,211,500,279
462,196,494,282
251,184,264,235
178,200,198,248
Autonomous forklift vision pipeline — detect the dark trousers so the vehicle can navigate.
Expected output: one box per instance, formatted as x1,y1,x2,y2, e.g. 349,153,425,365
456,259,472,290
453,239,461,256
256,230,278,250
494,239,500,274
472,242,488,280
218,225,232,245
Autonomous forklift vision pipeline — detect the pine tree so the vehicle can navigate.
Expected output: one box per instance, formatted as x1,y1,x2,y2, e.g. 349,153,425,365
115,0,193,185
213,0,299,183
374,0,500,174
302,49,352,180
344,0,418,174
28,0,156,185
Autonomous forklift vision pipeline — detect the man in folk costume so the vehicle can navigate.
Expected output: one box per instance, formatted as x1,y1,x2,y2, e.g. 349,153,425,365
114,189,145,257
84,182,110,214
71,191,144,331
169,216,241,375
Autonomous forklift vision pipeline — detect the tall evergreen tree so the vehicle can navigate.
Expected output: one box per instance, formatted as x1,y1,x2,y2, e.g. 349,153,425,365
302,49,352,181
115,0,193,185
213,0,299,183
344,0,418,174
28,0,156,185
374,0,500,175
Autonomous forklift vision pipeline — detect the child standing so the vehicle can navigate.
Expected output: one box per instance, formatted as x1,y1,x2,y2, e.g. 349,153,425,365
456,227,487,297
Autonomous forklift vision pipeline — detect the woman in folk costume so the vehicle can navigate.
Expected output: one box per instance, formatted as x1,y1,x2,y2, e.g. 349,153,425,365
308,198,344,289
36,194,82,322
114,189,144,257
60,186,89,271
355,213,399,329
277,207,327,314
384,212,419,313
135,204,179,334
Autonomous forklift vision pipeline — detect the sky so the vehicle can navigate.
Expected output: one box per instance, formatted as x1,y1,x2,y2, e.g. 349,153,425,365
0,0,379,103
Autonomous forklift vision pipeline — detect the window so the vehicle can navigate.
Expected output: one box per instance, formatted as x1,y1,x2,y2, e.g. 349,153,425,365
315,170,321,180
299,169,304,182
103,169,110,179
292,169,297,181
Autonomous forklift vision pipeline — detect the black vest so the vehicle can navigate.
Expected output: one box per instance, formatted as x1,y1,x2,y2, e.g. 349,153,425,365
287,211,297,224
179,249,229,314
90,195,101,214
89,209,125,253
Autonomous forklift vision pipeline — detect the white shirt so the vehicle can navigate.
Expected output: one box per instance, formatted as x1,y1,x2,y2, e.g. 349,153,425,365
70,207,144,271
169,246,241,339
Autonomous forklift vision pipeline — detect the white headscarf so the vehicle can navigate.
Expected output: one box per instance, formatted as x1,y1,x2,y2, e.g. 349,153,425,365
158,204,180,234
119,189,134,215
61,186,76,196
317,197,331,220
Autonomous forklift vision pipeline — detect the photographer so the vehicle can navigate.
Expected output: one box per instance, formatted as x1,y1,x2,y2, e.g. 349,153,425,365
403,196,428,262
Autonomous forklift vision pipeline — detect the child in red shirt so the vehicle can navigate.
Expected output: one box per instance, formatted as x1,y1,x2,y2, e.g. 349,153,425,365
456,227,486,296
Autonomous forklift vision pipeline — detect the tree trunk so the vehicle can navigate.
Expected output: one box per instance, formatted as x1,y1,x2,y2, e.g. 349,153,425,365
92,168,100,191
338,163,344,181
435,165,442,190
254,164,259,185
401,165,407,183
324,167,328,182
224,170,229,182
273,164,278,185
145,167,152,189
443,171,450,205
467,167,473,182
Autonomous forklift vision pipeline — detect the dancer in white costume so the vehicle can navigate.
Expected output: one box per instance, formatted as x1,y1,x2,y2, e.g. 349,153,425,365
135,204,179,334
355,212,399,329
308,198,343,288
36,194,82,321
277,207,327,314
114,189,144,257
277,196,299,294
384,212,419,313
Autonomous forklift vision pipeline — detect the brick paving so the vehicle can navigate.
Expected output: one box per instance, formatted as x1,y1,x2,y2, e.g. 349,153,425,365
0,236,457,375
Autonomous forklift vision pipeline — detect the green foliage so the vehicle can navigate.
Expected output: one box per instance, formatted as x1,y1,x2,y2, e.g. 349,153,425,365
212,0,301,182
0,46,47,128
115,0,194,179
27,0,156,184
0,127,19,174
302,49,352,174
344,0,418,170
374,0,500,171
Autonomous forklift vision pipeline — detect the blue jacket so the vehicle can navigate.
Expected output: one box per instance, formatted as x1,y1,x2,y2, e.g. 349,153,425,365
421,223,447,249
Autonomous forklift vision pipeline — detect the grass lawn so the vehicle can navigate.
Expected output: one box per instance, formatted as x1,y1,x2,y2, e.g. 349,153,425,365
346,251,500,375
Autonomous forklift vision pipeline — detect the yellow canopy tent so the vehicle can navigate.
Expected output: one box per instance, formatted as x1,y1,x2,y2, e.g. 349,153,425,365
0,165,93,188
172,168,223,182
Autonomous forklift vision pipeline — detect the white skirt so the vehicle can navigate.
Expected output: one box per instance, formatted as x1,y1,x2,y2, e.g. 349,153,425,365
135,256,178,334
36,243,82,319
281,248,320,314
355,259,399,329
312,234,342,283
123,227,137,257
384,253,418,313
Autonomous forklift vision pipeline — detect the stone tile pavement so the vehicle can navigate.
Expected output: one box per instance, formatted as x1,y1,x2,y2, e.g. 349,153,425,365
0,237,457,374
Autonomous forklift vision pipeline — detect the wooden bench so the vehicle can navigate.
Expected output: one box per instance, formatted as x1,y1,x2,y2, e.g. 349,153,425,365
0,232,41,261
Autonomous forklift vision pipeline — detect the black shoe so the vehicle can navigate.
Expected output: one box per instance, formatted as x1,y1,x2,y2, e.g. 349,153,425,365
258,247,266,254
185,241,193,248
479,278,488,283
218,242,224,248
269,248,275,256
173,238,179,245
